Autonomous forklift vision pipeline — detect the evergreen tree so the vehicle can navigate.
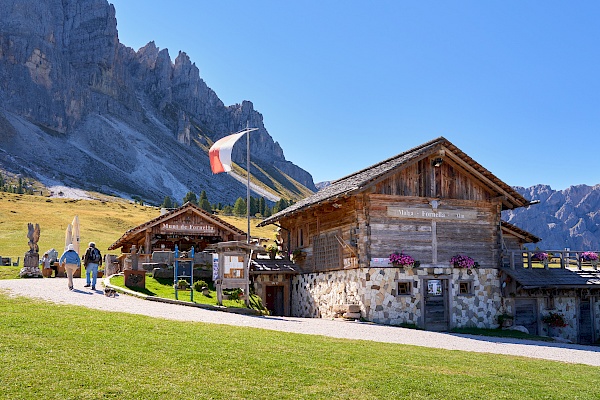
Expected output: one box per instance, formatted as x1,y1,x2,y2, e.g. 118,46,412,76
232,197,247,216
16,177,24,194
249,196,259,216
160,196,174,208
199,190,208,202
222,205,234,215
182,191,198,205
263,205,271,217
199,197,212,213
272,198,290,214
258,197,266,217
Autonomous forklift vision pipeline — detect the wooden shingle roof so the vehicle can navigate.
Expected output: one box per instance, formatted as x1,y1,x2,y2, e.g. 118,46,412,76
108,202,246,250
259,137,531,227
501,221,541,243
505,267,600,288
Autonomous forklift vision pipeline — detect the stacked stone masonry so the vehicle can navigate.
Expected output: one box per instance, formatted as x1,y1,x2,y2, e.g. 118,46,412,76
291,266,502,329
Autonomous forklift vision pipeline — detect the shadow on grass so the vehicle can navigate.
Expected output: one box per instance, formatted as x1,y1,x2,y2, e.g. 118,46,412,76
124,285,156,296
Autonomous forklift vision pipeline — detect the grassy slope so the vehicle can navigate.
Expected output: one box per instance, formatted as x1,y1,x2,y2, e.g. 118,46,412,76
0,192,277,260
0,295,599,400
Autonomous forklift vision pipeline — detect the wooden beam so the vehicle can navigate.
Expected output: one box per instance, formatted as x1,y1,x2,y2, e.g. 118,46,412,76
443,149,523,208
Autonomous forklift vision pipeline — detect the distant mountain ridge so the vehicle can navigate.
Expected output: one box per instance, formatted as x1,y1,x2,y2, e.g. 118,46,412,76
503,184,600,251
0,0,316,205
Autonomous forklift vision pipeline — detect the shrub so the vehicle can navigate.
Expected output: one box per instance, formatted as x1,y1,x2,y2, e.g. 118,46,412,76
193,280,208,292
542,312,567,327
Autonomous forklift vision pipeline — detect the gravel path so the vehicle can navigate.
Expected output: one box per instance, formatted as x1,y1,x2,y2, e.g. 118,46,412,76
1,277,600,366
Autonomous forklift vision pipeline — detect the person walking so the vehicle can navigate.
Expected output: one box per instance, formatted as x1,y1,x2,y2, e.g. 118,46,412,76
82,242,102,291
59,244,80,291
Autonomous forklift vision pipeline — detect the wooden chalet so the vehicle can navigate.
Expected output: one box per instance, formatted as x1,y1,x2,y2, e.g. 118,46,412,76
108,202,246,255
257,137,541,331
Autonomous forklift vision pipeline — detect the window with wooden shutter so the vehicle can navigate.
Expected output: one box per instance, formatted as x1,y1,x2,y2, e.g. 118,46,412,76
312,230,342,271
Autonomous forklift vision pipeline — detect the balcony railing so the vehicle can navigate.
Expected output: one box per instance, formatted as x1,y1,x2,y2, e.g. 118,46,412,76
502,250,599,271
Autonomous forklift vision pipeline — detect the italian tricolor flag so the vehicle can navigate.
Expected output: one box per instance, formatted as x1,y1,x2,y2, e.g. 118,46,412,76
209,132,246,174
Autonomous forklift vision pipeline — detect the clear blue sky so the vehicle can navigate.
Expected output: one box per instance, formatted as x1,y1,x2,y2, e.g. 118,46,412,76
109,1,600,190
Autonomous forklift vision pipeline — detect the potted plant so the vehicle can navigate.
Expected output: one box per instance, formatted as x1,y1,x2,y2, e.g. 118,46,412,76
175,279,190,290
532,251,549,267
580,251,599,267
193,280,210,296
450,254,476,269
542,312,567,328
266,244,279,260
389,251,419,269
291,248,306,263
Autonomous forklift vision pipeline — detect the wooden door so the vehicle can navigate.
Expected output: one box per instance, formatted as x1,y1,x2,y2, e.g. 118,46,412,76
514,299,538,335
265,285,285,316
424,279,449,331
579,299,593,345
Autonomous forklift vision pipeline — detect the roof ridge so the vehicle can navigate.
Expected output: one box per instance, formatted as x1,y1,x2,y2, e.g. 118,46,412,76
330,136,447,184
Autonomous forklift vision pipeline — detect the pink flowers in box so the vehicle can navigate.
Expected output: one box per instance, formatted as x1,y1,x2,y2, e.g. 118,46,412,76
389,252,417,268
581,251,599,262
450,254,476,269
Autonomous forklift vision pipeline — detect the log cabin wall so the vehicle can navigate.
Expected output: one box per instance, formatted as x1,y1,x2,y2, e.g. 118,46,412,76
283,197,358,274
373,157,493,202
368,195,500,267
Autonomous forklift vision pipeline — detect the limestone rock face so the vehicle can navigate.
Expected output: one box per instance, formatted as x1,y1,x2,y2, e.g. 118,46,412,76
0,0,316,204
503,184,600,250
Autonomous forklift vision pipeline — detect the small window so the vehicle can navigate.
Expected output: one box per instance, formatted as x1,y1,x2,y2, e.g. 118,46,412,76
397,281,412,296
546,296,555,310
458,281,473,295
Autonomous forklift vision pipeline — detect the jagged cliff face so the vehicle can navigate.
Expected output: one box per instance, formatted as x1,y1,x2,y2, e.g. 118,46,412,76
503,184,600,251
0,0,315,204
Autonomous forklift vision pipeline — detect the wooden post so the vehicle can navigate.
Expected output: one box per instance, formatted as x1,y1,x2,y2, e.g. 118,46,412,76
510,251,515,270
431,220,437,264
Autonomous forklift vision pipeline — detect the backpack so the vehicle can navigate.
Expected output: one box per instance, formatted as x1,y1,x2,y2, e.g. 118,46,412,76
88,247,101,264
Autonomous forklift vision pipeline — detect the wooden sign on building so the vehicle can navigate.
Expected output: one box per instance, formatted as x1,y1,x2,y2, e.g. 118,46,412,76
108,202,246,255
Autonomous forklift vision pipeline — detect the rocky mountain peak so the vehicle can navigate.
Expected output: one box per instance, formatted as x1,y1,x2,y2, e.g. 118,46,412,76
0,0,316,205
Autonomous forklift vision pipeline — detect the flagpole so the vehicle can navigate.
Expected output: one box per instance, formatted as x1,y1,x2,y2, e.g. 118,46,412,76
246,121,251,244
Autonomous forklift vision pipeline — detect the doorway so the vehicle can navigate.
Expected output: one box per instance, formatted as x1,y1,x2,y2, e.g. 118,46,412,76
424,279,449,331
265,285,285,316
579,298,594,344
514,299,538,335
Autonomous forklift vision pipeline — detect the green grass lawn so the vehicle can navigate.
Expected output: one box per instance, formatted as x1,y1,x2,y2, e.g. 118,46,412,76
0,294,599,399
0,266,20,280
110,274,266,311
0,192,278,262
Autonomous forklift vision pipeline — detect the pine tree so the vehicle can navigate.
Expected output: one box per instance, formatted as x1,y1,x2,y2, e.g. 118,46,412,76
16,177,24,194
232,197,247,216
199,197,212,213
160,196,174,208
249,196,259,216
182,191,198,205
263,206,271,217
199,190,208,202
222,205,233,215
258,197,266,217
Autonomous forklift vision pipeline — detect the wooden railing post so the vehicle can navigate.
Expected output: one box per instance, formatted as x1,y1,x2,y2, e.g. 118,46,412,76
526,251,531,269
510,251,515,270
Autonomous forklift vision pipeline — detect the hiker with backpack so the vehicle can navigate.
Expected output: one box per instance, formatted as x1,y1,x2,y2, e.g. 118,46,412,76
82,242,102,290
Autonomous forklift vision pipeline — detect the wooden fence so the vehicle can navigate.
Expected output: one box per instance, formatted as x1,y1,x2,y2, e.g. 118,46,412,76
503,250,599,270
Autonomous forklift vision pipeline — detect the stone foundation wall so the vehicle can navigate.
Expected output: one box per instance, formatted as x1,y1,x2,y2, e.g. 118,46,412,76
291,266,502,329
537,297,578,342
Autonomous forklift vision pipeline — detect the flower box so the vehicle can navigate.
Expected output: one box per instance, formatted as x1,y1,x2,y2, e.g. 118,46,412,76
389,252,418,269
